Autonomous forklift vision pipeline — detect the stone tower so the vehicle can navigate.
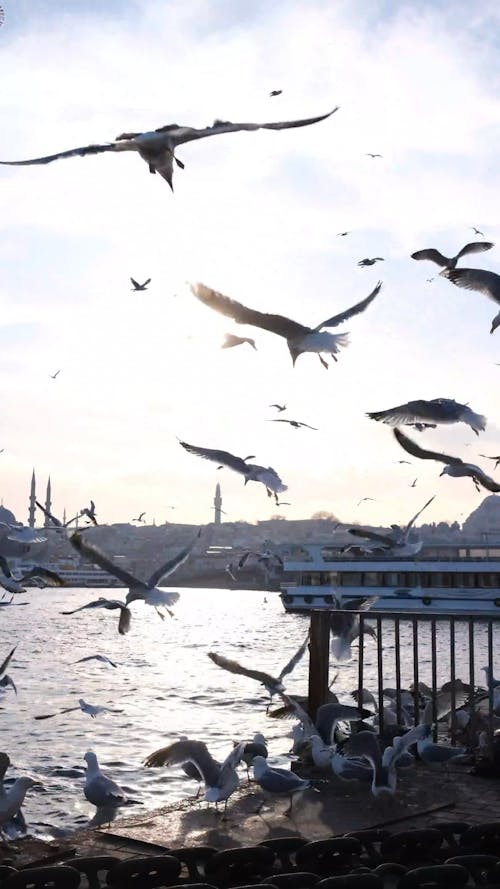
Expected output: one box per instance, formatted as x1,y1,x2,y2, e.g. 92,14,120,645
28,469,36,528
214,482,222,525
44,477,52,528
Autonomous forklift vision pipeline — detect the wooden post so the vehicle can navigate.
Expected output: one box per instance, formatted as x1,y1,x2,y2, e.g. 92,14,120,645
308,610,330,721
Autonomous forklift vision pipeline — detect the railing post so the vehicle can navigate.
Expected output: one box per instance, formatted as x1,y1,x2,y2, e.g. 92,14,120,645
308,610,330,721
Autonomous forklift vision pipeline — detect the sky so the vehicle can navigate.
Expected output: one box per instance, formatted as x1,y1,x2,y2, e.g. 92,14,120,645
2,0,500,529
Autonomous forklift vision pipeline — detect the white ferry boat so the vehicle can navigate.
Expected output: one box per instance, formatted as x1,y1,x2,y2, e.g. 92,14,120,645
278,541,500,616
16,559,123,588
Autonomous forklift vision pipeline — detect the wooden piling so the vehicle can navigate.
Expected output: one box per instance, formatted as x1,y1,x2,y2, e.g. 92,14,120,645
308,610,331,720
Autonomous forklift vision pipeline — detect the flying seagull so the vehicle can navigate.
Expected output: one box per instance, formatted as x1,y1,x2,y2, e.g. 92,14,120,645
367,398,486,435
190,280,381,369
179,440,287,502
410,478,418,487
439,267,500,333
393,428,500,493
222,333,257,350
268,419,317,430
133,512,146,523
337,231,350,237
130,277,151,291
73,655,118,668
0,563,63,594
208,631,309,704
347,496,435,557
270,403,287,412
366,153,383,158
357,257,384,267
329,597,377,661
61,528,201,632
80,500,98,525
269,89,283,97
411,240,493,269
145,740,245,817
357,497,375,506
49,370,61,379
471,227,485,237
0,107,338,190
34,698,124,720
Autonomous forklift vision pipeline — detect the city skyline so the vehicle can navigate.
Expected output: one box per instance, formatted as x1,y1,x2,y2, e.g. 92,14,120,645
2,1,500,528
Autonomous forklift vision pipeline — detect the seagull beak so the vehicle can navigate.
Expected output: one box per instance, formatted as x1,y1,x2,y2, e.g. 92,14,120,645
439,468,446,476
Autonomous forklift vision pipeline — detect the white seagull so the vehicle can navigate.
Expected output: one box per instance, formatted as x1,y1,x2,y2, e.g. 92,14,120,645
145,740,245,816
190,281,381,369
0,754,27,837
367,398,486,435
440,267,500,333
345,724,427,797
393,428,500,493
73,655,118,668
35,698,124,720
208,631,309,703
347,496,435,557
179,440,287,502
83,752,130,822
0,108,338,191
0,777,41,843
411,240,493,269
61,528,200,633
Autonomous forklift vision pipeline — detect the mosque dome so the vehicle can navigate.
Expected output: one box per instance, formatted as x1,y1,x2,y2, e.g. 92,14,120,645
462,495,500,537
0,505,17,525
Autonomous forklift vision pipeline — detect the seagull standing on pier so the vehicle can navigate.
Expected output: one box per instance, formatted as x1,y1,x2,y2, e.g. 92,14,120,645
191,281,381,369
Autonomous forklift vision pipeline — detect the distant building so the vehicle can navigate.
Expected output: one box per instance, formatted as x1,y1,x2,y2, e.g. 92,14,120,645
28,469,36,528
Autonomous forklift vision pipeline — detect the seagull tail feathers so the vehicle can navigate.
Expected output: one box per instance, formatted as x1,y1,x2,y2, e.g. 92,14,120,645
462,407,487,435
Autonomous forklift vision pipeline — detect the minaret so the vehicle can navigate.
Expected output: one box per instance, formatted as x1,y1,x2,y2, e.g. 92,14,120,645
44,476,52,528
62,507,67,526
28,469,36,528
214,482,222,525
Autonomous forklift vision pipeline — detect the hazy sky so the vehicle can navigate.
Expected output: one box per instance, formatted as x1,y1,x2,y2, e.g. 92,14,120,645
2,0,500,528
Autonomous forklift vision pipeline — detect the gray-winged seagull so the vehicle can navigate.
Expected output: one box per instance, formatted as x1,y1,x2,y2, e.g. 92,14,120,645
367,398,486,435
411,240,493,269
440,267,500,333
179,440,287,501
393,428,500,492
191,280,381,369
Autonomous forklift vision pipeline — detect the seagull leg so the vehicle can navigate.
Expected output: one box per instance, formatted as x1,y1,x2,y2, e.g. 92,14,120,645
174,156,185,169
331,353,338,362
284,793,294,817
154,607,166,621
148,164,156,174
221,799,229,821
319,356,329,370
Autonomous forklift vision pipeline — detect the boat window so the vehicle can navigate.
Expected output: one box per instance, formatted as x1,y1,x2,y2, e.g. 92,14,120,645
363,572,380,586
340,572,363,586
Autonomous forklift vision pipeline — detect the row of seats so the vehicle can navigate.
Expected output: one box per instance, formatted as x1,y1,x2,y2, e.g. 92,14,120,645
0,821,499,888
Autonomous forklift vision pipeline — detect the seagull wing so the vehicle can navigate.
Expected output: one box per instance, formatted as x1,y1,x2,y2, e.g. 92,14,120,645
130,278,140,288
455,241,494,261
144,739,221,787
297,422,318,430
143,279,151,287
19,567,64,587
35,500,63,528
411,249,450,267
191,283,308,339
348,528,391,545
0,556,12,578
69,532,145,589
0,646,16,678
471,467,500,493
404,496,436,533
34,706,81,720
314,282,382,330
393,428,463,466
162,108,339,145
179,441,249,475
344,731,382,768
343,596,378,611
0,142,120,166
61,597,126,615
208,652,278,688
147,528,201,587
279,631,310,681
440,268,500,303
366,399,446,427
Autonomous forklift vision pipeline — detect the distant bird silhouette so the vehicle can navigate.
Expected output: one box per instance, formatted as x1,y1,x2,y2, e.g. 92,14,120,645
276,501,291,507
191,280,381,369
269,419,317,430
393,428,500,493
49,370,61,379
394,460,412,465
337,231,350,237
411,240,493,269
222,333,257,350
471,227,485,237
133,512,146,523
269,90,283,97
130,277,151,291
426,278,435,283
269,403,287,412
366,153,383,158
80,500,98,525
358,257,384,267
357,497,375,506
410,478,418,488
0,108,338,190
440,267,500,333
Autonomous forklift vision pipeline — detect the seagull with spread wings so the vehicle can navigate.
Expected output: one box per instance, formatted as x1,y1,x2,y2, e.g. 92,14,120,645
0,562,63,594
208,631,309,704
191,281,381,369
269,403,287,412
61,529,200,633
357,257,384,267
439,267,500,333
35,698,124,720
179,440,287,502
130,277,151,291
268,418,317,430
0,107,338,191
330,598,377,661
367,398,486,435
393,428,500,493
411,240,493,269
347,496,435,557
